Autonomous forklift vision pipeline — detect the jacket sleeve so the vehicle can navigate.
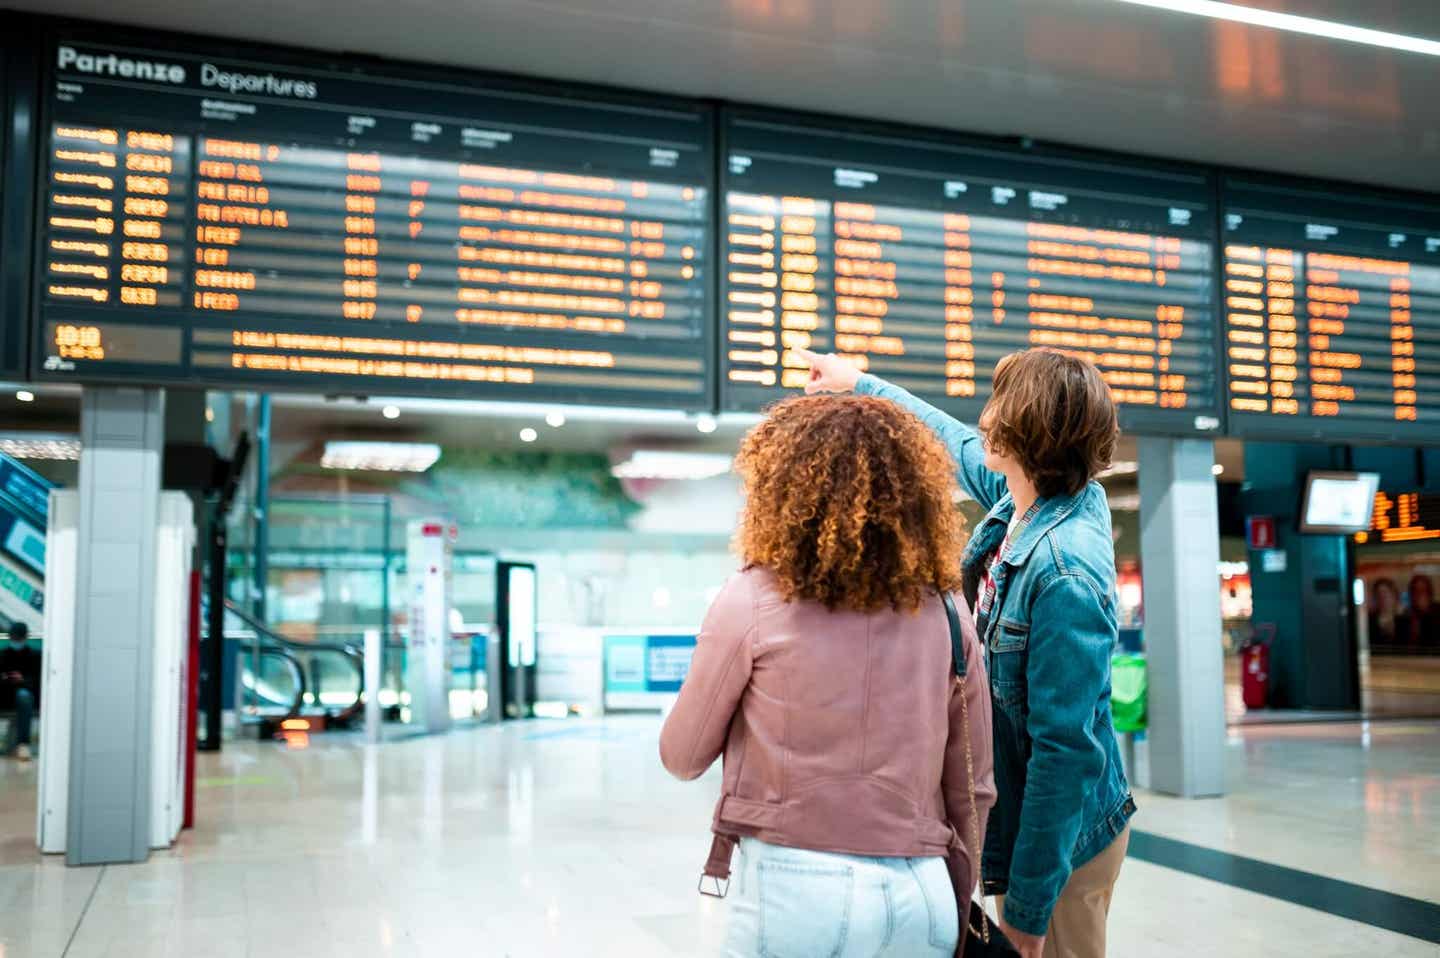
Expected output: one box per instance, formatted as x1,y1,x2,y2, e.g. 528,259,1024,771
659,573,756,781
853,373,1007,511
1002,574,1115,936
942,604,997,920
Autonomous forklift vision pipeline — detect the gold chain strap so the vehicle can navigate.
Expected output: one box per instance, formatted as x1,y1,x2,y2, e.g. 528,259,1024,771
955,607,991,946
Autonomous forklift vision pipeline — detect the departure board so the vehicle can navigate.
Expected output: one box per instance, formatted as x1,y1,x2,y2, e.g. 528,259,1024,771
35,34,712,408
1359,490,1440,544
1,35,36,380
1222,181,1440,442
720,111,1221,434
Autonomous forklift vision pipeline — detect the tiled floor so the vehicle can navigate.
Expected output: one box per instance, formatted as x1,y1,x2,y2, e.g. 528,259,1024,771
2,718,1437,957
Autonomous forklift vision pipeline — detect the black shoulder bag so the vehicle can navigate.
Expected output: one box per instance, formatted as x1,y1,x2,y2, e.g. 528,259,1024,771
942,591,1020,958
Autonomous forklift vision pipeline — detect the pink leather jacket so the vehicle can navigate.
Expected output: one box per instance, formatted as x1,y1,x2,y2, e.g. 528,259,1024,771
660,567,996,923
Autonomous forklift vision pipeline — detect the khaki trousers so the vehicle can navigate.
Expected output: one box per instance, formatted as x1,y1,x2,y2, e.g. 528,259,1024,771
997,826,1130,958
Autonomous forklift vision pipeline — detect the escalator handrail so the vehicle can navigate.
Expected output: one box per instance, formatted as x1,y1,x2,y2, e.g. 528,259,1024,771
222,599,358,657
222,600,366,721
243,644,307,721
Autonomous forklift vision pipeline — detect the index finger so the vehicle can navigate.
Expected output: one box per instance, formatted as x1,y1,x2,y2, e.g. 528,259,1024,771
792,348,823,368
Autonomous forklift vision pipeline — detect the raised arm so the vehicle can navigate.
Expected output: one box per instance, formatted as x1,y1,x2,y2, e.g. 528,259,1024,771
795,350,1008,511
853,375,1007,511
659,572,756,780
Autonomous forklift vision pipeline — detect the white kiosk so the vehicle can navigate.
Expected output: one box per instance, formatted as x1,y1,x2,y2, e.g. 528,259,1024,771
38,490,195,854
405,518,455,735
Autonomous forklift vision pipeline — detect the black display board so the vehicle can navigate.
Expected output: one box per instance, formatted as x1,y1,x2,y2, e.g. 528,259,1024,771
33,28,714,409
719,109,1222,436
0,22,39,380
1222,178,1440,443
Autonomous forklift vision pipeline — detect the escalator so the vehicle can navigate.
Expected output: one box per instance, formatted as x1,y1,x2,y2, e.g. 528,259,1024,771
0,445,366,737
224,600,366,735
0,453,52,633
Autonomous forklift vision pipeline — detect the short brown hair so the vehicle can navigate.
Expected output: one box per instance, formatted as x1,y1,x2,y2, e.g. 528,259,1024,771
735,395,964,613
981,349,1118,498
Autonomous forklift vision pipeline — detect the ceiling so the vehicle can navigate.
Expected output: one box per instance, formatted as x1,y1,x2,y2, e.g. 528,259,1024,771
9,0,1440,192
0,382,1247,485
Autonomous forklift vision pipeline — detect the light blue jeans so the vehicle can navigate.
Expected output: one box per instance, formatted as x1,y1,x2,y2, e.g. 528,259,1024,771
722,838,958,957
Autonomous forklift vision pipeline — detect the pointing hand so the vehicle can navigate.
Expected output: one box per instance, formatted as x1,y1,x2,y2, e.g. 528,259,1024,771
792,349,862,395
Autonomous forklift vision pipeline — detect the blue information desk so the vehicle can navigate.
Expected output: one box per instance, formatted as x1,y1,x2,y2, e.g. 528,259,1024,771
602,633,697,710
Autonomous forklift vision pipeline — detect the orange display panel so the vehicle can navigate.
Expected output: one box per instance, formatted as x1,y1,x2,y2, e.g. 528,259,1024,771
720,112,1220,435
36,37,712,408
1222,180,1440,441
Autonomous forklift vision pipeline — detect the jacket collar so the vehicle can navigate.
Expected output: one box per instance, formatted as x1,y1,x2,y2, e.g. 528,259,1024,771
977,484,1089,567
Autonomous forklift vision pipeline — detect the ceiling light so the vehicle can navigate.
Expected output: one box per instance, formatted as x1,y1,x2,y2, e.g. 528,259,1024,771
321,441,440,472
0,435,80,460
695,414,718,434
519,428,538,443
381,404,401,420
545,412,566,428
15,390,34,403
612,450,733,481
1111,0,1440,57
1212,463,1225,476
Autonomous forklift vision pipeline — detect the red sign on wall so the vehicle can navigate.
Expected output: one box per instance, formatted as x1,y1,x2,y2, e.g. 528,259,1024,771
1246,516,1277,551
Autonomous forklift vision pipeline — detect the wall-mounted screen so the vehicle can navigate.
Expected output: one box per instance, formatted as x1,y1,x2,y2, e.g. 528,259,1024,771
1222,179,1440,442
719,109,1222,435
35,31,713,408
1300,471,1380,534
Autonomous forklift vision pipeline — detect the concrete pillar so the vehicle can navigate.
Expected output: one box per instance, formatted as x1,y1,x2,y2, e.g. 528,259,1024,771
67,387,165,865
1137,437,1226,798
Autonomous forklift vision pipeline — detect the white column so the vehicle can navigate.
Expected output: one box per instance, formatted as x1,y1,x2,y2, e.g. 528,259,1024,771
68,387,165,864
1137,437,1227,798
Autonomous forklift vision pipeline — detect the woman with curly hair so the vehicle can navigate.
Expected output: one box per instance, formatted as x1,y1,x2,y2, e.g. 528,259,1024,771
660,395,996,957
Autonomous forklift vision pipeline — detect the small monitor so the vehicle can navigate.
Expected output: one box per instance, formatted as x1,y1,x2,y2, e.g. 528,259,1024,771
1299,471,1380,534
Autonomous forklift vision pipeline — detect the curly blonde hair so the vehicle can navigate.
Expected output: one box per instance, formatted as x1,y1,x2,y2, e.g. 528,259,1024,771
735,395,965,613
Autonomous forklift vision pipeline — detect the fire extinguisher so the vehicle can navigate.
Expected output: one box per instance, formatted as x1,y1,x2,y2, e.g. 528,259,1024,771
1241,624,1274,710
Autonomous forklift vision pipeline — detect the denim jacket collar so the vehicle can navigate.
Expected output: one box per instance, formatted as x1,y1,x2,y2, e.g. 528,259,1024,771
965,486,1088,571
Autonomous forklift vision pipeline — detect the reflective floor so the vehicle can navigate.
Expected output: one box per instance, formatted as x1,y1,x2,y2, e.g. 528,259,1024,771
2,717,1438,957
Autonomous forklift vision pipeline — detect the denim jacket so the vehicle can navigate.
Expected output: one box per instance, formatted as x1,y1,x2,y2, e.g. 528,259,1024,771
856,374,1136,937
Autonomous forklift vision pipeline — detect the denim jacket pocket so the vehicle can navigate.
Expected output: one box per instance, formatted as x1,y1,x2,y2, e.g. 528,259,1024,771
988,618,1029,705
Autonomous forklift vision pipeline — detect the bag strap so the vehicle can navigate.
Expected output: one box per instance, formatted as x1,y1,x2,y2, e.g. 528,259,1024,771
942,591,991,947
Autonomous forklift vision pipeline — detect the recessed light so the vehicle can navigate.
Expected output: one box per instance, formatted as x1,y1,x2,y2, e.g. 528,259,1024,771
382,404,401,420
696,414,718,434
1212,463,1225,476
545,412,566,428
321,441,441,472
519,428,538,443
16,391,34,403
612,450,733,480
1111,0,1440,57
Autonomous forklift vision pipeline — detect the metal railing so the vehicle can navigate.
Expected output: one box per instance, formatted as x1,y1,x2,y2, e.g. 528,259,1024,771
225,600,366,726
